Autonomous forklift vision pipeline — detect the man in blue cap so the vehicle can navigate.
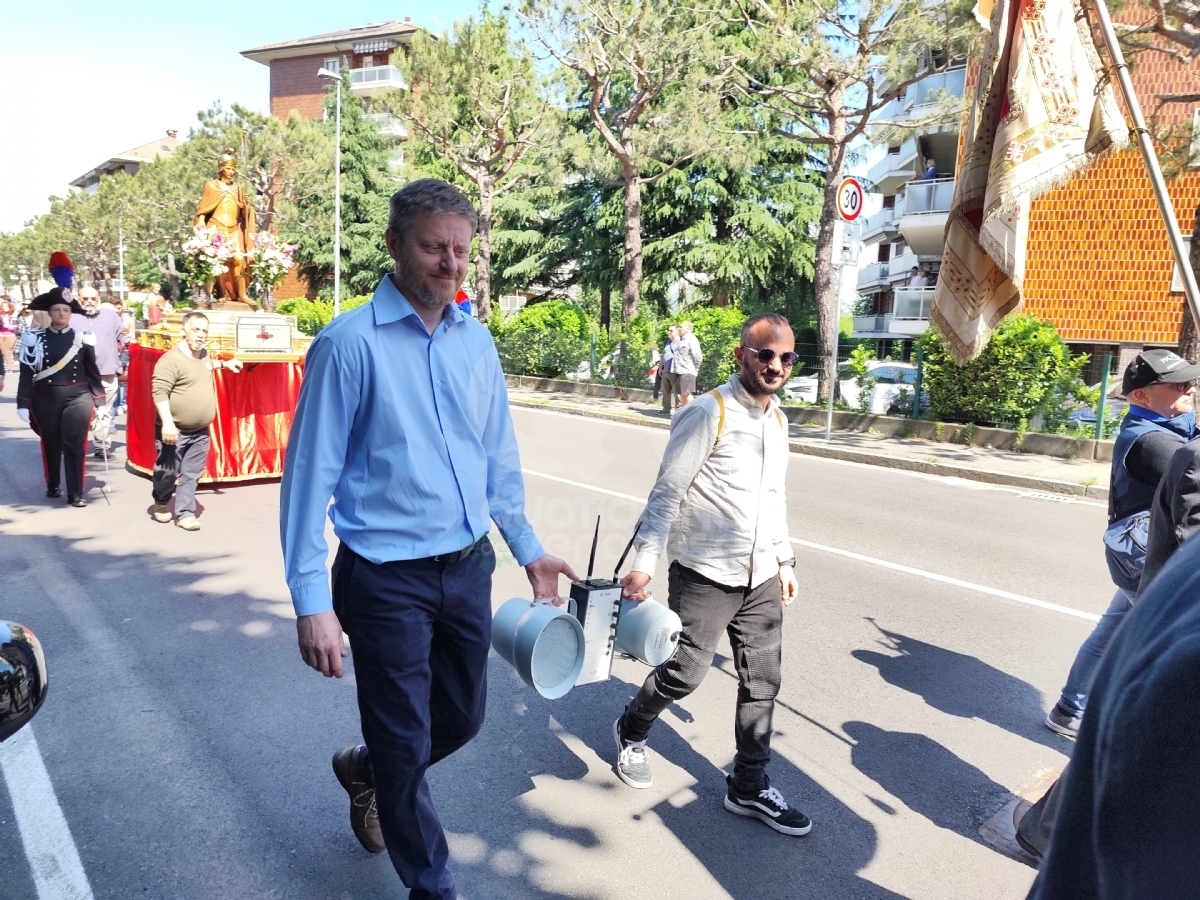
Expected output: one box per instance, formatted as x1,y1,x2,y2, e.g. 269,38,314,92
1044,348,1200,739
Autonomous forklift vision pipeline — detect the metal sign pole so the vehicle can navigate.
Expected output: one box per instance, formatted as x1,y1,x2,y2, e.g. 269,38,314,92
1090,0,1200,330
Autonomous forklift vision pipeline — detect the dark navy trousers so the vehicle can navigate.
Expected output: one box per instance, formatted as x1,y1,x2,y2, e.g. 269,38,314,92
332,537,495,900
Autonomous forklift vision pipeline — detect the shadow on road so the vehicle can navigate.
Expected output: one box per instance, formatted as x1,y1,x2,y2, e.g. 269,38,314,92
851,620,1061,749
843,721,1012,840
525,667,910,900
0,524,590,900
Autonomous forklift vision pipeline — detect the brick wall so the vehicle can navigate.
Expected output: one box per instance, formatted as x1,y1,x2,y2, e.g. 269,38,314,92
270,55,329,120
1021,9,1200,347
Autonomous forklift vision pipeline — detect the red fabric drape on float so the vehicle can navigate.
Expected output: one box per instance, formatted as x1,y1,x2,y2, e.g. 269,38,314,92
126,344,304,482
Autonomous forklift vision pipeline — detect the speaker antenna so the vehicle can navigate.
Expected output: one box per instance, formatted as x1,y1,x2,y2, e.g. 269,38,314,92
587,515,600,581
613,520,642,583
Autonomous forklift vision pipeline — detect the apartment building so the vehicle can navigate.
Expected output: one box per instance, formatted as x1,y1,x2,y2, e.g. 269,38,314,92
69,130,181,193
854,65,967,351
857,8,1200,378
241,19,414,139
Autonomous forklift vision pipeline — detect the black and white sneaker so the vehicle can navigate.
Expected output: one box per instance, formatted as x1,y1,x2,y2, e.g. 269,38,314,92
723,775,812,836
613,718,653,789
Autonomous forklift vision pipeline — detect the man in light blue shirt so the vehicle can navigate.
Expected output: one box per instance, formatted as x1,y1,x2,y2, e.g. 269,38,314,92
280,179,576,900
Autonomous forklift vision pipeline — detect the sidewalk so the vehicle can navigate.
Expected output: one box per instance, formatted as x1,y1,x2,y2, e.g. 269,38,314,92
507,385,1110,500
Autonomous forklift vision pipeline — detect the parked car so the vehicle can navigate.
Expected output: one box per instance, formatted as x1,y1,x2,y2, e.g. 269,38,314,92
566,348,656,386
783,374,819,404
1066,383,1127,429
785,361,928,414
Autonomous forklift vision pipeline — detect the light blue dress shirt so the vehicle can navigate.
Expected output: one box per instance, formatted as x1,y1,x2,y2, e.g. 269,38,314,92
279,275,545,616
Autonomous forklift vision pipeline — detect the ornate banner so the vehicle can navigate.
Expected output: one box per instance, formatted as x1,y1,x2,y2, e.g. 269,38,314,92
932,0,1128,362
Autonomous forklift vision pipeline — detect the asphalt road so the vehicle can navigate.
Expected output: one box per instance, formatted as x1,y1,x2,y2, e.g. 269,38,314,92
0,394,1113,900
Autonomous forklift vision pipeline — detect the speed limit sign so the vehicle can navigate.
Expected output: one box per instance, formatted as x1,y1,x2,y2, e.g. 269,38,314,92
837,177,864,221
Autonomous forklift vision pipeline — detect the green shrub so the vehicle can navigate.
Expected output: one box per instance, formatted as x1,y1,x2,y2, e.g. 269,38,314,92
277,295,372,336
609,315,660,388
493,300,591,379
681,305,747,393
917,314,1089,428
846,343,877,413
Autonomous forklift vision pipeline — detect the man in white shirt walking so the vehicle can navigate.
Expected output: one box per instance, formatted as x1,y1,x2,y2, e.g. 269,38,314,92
671,320,703,407
613,312,809,836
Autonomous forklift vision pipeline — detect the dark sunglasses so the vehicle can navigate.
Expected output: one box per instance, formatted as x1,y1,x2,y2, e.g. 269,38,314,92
744,346,799,367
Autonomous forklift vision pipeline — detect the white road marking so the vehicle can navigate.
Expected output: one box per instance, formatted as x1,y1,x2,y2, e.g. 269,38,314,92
0,726,94,900
511,404,1107,508
788,537,1101,622
520,468,1102,623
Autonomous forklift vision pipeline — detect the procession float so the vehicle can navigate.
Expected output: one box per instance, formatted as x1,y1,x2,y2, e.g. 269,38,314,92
126,151,313,483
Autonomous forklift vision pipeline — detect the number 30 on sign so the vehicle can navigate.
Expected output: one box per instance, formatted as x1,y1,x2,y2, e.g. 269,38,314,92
836,177,864,221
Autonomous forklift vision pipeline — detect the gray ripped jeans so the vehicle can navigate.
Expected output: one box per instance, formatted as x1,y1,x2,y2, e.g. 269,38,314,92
620,561,783,792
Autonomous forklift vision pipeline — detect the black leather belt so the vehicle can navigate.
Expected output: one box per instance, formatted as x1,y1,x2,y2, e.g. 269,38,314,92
428,538,481,565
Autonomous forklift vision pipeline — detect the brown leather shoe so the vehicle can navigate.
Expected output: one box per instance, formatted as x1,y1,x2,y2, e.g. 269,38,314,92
332,745,385,853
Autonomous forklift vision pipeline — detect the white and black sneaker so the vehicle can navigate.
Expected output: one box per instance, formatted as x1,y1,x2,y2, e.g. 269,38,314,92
723,775,812,836
613,718,653,789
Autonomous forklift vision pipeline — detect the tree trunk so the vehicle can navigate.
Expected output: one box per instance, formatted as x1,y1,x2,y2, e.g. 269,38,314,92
621,173,643,323
712,280,731,307
475,174,493,324
1182,205,1200,362
814,107,848,403
599,282,611,331
166,249,181,303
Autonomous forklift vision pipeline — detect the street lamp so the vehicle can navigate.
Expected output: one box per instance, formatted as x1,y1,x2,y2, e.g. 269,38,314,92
317,66,342,318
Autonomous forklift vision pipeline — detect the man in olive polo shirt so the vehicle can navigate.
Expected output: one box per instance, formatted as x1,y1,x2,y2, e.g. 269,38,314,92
151,311,242,530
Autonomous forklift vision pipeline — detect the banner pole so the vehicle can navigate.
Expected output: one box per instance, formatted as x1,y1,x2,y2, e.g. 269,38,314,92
1090,0,1200,331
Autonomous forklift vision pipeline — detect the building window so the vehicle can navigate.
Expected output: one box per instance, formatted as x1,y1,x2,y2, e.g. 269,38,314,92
324,57,340,74
363,55,374,68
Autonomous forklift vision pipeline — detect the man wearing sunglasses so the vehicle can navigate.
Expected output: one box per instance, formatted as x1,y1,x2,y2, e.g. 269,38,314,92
612,312,811,836
1041,349,1200,744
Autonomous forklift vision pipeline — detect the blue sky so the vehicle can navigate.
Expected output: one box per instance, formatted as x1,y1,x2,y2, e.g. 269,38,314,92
1,1,489,233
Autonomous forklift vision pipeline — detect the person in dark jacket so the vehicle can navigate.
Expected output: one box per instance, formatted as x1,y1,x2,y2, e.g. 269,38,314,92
1026,527,1200,900
1043,349,1200,738
16,292,105,507
1140,435,1200,591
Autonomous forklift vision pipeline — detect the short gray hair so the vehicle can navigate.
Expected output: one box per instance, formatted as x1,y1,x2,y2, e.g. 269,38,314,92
388,179,478,242
181,311,209,329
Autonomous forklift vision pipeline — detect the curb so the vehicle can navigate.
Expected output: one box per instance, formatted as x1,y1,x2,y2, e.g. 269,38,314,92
510,399,1109,502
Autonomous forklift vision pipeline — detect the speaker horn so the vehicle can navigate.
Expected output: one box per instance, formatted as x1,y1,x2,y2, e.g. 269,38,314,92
492,598,586,699
615,598,682,667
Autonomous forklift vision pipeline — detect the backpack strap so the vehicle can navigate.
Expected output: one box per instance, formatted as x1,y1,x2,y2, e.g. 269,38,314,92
707,389,725,452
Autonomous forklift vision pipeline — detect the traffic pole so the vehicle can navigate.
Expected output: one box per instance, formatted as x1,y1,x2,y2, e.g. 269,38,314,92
1095,352,1113,440
911,343,924,419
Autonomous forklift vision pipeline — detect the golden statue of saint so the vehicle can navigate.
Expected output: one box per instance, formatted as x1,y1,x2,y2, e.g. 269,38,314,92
195,150,256,307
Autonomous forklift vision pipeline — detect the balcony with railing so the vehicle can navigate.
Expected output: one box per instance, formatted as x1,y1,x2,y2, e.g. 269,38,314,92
910,67,967,108
887,251,921,283
898,177,954,255
866,136,919,195
856,261,891,291
350,65,406,97
859,207,898,243
890,287,934,335
367,113,408,140
852,313,895,335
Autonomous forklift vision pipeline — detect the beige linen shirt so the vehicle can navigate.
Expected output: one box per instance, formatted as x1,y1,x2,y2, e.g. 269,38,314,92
631,374,792,589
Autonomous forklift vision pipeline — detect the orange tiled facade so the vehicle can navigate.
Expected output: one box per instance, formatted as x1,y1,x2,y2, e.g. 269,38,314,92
1020,10,1200,347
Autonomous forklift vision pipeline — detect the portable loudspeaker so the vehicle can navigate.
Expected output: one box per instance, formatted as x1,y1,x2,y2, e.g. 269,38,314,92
491,598,586,699
615,598,682,667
